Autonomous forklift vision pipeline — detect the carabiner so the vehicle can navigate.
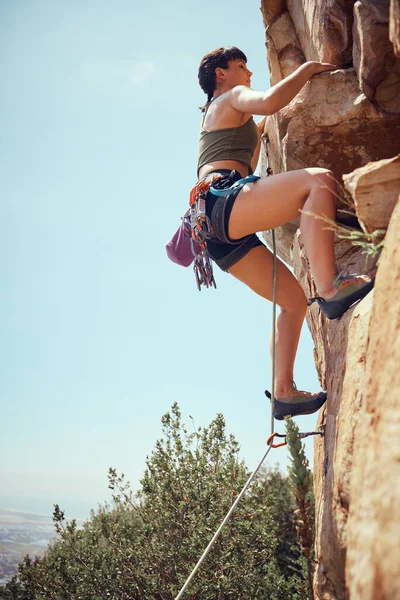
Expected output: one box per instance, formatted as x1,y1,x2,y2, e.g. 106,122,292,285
266,432,288,448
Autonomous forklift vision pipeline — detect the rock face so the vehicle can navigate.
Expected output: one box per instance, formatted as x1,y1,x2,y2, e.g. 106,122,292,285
260,1,400,598
390,0,400,57
286,0,355,66
345,197,400,600
263,68,400,201
265,11,305,86
353,0,400,115
343,155,400,233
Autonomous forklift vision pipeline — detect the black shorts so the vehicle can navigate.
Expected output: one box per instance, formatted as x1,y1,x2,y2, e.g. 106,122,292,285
202,169,264,271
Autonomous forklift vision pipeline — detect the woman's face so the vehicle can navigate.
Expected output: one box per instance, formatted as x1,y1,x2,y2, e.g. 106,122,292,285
221,59,253,88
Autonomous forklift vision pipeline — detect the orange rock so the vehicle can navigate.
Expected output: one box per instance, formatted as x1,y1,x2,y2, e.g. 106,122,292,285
353,0,400,115
390,0,400,57
265,11,305,86
260,0,286,28
286,0,354,66
343,155,400,233
345,196,400,600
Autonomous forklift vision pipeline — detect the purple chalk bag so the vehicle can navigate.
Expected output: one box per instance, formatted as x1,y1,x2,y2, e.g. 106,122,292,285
165,218,201,267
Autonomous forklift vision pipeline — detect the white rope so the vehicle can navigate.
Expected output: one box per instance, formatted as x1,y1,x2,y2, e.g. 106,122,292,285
175,137,277,600
270,228,277,436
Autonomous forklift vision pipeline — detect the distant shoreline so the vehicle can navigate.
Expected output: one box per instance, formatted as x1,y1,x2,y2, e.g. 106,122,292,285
0,507,51,519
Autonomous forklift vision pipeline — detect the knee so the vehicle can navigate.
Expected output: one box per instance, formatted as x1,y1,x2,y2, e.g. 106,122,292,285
310,168,336,193
279,285,307,316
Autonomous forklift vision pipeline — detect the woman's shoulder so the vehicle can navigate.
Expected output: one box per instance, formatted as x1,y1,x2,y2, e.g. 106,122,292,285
202,92,250,130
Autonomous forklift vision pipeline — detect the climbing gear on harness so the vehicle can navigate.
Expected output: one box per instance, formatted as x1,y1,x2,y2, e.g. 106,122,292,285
188,174,222,290
265,384,327,421
307,269,375,319
189,176,221,244
192,245,216,291
165,215,202,267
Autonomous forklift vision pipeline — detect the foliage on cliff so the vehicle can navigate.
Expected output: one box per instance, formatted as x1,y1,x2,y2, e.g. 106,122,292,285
0,403,312,599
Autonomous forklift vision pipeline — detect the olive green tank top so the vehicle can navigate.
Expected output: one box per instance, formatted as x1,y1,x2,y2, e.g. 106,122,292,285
197,103,259,176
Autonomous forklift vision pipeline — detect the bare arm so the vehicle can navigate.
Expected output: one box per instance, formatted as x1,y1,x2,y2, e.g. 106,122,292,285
230,61,337,116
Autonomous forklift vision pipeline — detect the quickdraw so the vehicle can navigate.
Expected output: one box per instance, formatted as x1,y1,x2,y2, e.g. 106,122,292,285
261,133,273,177
188,174,222,291
267,425,325,448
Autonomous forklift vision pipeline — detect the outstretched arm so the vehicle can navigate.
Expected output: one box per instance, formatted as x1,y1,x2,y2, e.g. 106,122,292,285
230,61,337,116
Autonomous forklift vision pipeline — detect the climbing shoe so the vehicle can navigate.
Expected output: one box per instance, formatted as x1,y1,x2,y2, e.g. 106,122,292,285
307,270,375,320
265,382,327,421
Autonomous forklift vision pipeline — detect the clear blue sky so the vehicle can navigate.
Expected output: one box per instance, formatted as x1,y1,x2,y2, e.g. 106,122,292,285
1,0,320,520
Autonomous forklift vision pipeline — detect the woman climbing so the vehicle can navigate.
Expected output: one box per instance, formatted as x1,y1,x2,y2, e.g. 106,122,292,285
192,46,374,420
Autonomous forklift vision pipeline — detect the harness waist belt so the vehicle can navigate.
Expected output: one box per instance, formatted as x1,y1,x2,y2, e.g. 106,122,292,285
209,174,260,196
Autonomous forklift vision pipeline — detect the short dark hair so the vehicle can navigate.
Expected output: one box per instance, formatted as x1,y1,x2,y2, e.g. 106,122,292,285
198,46,247,109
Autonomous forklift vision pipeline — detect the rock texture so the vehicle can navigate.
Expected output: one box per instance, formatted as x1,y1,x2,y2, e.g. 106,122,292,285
286,0,355,66
260,64,400,263
263,68,400,194
343,155,400,232
345,196,400,600
265,11,305,85
260,0,286,28
390,0,400,57
260,0,400,598
353,0,400,115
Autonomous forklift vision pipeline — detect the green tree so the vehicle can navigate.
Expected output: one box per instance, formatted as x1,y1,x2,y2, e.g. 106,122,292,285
285,417,316,599
0,403,310,599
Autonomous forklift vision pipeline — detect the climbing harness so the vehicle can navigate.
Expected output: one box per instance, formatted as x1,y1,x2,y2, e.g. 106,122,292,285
188,173,263,291
209,173,261,196
174,134,323,600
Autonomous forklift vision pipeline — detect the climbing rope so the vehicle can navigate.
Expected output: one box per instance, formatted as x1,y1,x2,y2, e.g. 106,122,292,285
174,135,322,600
270,227,277,437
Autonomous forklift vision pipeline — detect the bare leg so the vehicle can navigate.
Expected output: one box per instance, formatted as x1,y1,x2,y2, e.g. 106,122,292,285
228,168,338,298
228,245,307,397
299,171,337,297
